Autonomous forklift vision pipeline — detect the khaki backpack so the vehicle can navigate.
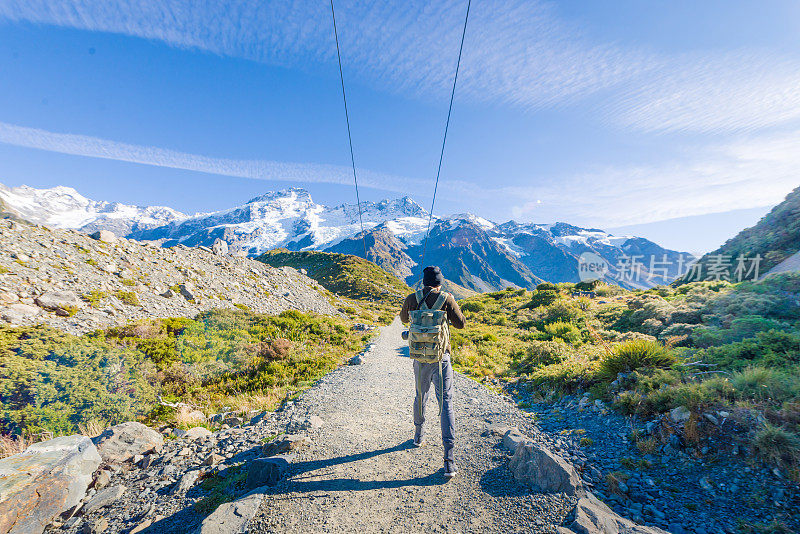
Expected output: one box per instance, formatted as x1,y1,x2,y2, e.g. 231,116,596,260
408,288,451,364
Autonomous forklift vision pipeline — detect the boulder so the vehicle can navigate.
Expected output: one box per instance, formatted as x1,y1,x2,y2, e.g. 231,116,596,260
245,455,293,490
34,290,82,313
669,406,691,424
223,416,243,427
261,435,311,457
172,470,200,494
93,470,111,490
0,291,18,305
195,486,266,534
502,428,528,453
92,422,163,464
211,239,229,256
508,441,584,496
559,493,669,534
1,303,40,324
82,485,126,515
179,283,196,300
203,453,225,466
90,230,117,244
185,427,212,440
0,435,101,534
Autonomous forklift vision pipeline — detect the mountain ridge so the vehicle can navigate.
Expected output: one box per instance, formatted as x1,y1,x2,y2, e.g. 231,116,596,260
0,183,689,290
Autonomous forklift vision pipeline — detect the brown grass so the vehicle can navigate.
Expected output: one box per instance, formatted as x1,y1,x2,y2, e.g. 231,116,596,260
636,435,659,454
0,434,30,458
78,420,106,438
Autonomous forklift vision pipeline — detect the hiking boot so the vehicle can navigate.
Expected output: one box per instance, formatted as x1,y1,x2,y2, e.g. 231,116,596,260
413,427,425,447
444,460,458,478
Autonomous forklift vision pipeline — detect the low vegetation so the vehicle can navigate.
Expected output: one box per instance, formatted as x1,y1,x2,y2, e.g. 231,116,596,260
0,308,368,437
257,249,409,305
452,275,800,475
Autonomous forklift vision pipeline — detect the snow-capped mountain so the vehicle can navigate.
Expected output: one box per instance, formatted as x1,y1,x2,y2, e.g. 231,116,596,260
0,184,187,235
0,183,690,291
131,188,431,254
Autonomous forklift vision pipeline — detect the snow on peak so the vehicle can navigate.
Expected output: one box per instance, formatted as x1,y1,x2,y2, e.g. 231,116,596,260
0,182,186,233
246,187,314,205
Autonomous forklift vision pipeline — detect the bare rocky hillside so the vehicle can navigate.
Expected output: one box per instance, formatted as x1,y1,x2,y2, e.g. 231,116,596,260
0,220,339,334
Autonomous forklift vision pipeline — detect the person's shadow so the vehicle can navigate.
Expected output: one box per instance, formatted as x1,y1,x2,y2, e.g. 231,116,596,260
275,439,448,494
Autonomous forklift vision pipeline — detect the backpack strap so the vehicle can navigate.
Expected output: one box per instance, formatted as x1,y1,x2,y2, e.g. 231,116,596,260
430,291,449,312
414,289,428,310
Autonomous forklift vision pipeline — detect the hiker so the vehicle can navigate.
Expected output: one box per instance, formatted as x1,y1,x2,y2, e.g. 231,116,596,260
400,265,465,478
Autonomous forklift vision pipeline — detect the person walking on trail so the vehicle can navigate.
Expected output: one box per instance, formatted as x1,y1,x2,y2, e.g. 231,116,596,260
400,265,466,478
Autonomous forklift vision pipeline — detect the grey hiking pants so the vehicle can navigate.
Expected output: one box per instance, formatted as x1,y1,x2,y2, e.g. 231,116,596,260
413,353,455,462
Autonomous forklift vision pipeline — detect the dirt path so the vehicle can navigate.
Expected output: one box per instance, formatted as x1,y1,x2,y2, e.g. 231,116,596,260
248,318,576,533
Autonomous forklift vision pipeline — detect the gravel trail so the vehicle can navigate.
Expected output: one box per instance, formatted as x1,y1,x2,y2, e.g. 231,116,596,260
248,317,576,533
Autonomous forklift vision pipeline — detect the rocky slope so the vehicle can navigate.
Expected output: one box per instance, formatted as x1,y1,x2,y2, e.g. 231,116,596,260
0,220,338,334
679,184,800,283
1,184,689,291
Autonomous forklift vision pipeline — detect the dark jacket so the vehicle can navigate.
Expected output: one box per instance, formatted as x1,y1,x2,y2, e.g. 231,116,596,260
400,287,466,334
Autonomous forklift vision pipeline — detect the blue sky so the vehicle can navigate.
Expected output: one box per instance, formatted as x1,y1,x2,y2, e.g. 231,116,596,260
1,0,799,254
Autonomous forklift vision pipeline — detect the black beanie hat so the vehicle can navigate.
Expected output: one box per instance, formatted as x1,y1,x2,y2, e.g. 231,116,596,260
423,266,444,287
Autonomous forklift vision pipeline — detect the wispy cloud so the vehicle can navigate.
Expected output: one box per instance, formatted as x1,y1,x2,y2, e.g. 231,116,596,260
4,0,798,133
0,120,797,228
508,130,800,227
0,121,428,193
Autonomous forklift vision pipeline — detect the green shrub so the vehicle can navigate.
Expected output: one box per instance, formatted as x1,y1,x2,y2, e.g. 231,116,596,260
527,290,559,308
114,290,140,306
730,366,799,403
461,301,485,313
536,282,559,292
541,321,582,345
513,341,573,374
542,301,584,324
598,339,676,379
81,290,108,307
752,424,800,468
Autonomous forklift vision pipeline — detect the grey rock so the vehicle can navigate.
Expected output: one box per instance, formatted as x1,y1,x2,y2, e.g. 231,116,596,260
82,516,109,533
0,435,101,534
129,518,153,534
508,441,584,496
34,290,82,313
211,238,229,256
223,416,243,427
90,230,118,243
669,406,691,424
1,303,41,323
203,453,225,466
245,454,293,489
185,426,212,440
560,493,669,534
502,428,528,453
83,485,126,515
702,413,718,426
262,435,311,457
195,486,266,534
92,422,163,463
93,469,111,490
179,283,196,300
172,469,200,494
